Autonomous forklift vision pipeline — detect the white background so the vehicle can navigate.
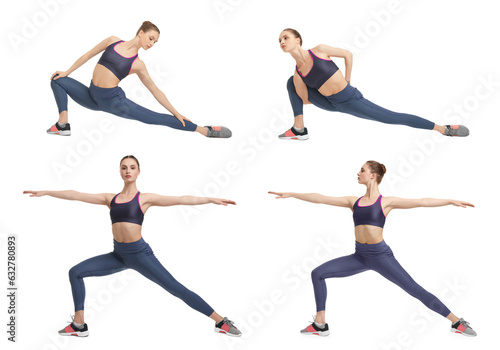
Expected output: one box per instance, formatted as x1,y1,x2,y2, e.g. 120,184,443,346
1,0,499,349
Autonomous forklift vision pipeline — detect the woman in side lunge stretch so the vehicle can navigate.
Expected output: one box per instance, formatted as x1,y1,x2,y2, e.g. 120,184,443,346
269,161,476,337
48,21,231,138
278,29,469,140
24,156,240,337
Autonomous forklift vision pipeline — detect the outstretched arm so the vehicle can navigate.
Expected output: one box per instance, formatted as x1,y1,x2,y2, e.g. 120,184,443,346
385,197,474,211
133,59,192,127
142,193,236,209
315,44,353,83
23,190,113,206
51,36,120,80
268,191,356,208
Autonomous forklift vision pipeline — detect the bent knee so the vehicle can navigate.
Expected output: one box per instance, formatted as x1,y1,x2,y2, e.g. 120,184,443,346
311,268,322,281
286,76,295,91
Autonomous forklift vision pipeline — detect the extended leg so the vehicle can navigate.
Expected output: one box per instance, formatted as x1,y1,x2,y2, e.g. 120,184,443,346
99,94,198,132
337,95,436,130
130,251,214,317
372,254,451,317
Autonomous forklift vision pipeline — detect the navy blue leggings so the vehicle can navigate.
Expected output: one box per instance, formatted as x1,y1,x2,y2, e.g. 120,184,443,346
51,76,197,132
311,240,451,317
69,238,214,316
287,77,435,130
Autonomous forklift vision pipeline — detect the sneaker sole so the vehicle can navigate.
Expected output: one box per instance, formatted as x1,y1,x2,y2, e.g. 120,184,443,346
278,135,309,141
450,328,476,337
59,331,89,337
214,327,241,337
300,330,330,336
47,131,71,136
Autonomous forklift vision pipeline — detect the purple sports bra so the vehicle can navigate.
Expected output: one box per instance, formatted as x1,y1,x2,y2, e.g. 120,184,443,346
352,195,386,228
110,191,144,226
296,49,339,89
97,40,138,81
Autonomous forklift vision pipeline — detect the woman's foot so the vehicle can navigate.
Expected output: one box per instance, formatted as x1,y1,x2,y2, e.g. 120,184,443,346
451,318,477,336
443,125,469,137
47,122,71,136
278,126,309,140
300,320,330,336
58,321,89,337
214,317,241,337
204,126,232,138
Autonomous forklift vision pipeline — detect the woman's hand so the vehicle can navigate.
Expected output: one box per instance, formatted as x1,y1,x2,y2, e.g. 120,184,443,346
23,190,46,197
268,191,292,199
173,113,192,128
51,71,68,80
450,200,475,208
210,198,236,206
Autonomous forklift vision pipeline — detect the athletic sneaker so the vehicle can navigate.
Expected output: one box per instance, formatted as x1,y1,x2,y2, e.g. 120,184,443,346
278,127,309,140
300,321,330,336
444,125,469,137
47,122,71,136
205,126,232,138
58,320,89,337
451,318,477,337
214,317,241,337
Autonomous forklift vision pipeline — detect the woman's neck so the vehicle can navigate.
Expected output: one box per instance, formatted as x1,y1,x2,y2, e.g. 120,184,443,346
122,37,141,53
364,182,380,199
121,182,138,195
290,47,309,66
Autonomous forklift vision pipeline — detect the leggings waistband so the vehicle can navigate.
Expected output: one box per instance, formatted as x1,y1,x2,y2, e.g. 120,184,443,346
113,237,148,254
325,83,360,104
89,80,123,99
355,239,389,253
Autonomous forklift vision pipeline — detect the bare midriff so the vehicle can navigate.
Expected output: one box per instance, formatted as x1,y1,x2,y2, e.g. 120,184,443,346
354,225,384,244
317,69,348,96
91,64,121,88
112,222,142,243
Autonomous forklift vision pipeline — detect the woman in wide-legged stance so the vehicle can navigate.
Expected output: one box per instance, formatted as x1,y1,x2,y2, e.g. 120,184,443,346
269,160,476,337
278,28,469,140
48,21,230,138
24,155,240,337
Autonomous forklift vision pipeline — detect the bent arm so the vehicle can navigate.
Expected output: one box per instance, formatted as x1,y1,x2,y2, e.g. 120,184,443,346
269,191,356,208
134,59,180,116
23,190,113,206
385,197,474,210
316,44,353,83
62,36,120,76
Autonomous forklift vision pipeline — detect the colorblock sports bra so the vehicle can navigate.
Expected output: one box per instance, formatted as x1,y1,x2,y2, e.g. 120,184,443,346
110,191,144,226
97,40,138,81
296,49,339,89
352,195,386,228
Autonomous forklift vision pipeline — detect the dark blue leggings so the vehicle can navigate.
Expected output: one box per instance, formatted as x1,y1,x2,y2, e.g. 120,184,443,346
51,76,198,132
287,77,435,130
69,238,214,316
311,240,451,317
